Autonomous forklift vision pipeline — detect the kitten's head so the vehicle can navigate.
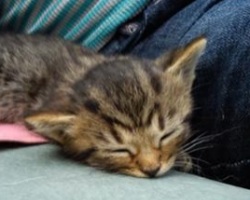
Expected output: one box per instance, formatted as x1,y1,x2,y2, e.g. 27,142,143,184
25,37,206,177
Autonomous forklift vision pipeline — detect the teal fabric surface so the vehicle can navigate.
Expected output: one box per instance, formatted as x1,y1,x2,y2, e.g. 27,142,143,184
1,145,250,200
0,0,150,50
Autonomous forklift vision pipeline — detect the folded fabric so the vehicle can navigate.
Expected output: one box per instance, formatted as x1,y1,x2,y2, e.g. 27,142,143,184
0,0,150,51
0,124,47,143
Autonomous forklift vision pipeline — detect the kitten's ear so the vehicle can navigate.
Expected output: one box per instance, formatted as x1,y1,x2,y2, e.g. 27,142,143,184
156,37,207,87
25,112,76,144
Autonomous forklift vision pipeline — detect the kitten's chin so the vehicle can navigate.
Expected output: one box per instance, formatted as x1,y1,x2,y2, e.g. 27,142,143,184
121,169,148,178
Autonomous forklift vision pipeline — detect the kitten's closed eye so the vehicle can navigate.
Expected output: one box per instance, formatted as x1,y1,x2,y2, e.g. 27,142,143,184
160,130,176,145
108,148,133,156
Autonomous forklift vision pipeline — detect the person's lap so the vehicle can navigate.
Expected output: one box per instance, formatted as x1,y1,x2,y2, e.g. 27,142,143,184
1,0,250,189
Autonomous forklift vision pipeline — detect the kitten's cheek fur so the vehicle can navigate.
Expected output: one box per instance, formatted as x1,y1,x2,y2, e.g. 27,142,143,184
178,154,193,172
175,151,193,172
156,155,176,177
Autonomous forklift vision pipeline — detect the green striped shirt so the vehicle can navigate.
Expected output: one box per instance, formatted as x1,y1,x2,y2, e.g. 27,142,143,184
0,0,150,51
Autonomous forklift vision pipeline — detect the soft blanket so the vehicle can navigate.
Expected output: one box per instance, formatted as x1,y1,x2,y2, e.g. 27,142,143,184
0,124,47,143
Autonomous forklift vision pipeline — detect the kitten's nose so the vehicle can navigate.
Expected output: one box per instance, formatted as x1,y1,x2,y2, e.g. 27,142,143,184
142,166,160,178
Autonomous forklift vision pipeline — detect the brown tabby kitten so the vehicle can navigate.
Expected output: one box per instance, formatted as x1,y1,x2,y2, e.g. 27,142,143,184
0,34,206,177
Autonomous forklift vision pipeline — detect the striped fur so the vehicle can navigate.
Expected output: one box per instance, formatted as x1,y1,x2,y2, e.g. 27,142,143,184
0,34,206,177
0,0,150,50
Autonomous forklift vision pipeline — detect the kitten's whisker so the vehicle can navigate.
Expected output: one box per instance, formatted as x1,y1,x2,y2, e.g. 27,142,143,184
183,128,234,151
182,136,210,150
185,131,208,144
182,134,214,150
175,161,200,168
182,138,212,152
191,107,202,112
184,126,241,152
190,156,210,165
186,145,213,154
190,125,241,141
190,131,214,140
174,161,201,172
213,126,241,137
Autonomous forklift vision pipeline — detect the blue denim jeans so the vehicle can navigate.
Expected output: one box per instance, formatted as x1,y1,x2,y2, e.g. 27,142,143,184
103,0,250,189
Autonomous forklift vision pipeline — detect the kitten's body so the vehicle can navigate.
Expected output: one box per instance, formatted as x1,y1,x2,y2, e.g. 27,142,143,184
0,34,206,177
0,34,104,122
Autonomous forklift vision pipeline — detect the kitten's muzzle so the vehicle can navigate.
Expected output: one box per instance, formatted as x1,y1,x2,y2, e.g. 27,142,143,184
142,166,160,178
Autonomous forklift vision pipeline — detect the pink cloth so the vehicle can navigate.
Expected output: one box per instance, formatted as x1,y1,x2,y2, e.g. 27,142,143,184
0,124,48,143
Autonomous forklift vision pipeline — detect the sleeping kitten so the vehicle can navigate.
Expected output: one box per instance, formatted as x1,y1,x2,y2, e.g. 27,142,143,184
0,34,206,177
